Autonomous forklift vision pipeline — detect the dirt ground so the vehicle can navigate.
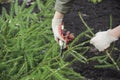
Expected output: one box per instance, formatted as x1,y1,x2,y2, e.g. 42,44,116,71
0,0,120,80
64,0,120,80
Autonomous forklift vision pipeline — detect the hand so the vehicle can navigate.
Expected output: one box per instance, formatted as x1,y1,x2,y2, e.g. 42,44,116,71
52,18,65,42
52,19,74,45
90,30,118,51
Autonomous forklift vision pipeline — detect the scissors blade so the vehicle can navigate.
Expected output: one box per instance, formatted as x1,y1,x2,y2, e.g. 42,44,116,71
60,46,63,56
59,40,66,57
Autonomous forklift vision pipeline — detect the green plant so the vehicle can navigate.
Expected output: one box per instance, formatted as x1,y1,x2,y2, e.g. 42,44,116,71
0,0,13,4
1,0,120,80
0,0,85,80
89,0,102,4
78,12,120,71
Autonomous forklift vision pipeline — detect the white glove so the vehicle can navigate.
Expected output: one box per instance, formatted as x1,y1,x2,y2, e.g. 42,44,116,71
52,18,65,42
90,30,118,51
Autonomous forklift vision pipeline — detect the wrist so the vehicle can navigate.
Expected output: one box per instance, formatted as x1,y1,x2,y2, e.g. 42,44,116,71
108,29,119,39
53,11,64,19
108,25,120,38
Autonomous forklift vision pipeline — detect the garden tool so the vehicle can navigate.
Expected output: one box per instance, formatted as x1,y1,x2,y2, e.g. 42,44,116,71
59,25,66,56
59,40,66,56
59,25,74,56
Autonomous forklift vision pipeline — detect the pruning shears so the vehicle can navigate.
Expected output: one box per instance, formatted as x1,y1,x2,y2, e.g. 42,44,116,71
58,25,74,57
59,25,66,57
59,40,66,57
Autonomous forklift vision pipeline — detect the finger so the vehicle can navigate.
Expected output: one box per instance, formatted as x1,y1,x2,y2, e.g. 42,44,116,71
90,37,96,44
57,24,67,42
60,32,74,43
90,38,94,44
57,24,74,43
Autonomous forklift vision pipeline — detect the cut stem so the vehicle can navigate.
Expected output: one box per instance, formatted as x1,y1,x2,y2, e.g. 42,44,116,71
78,12,94,36
105,50,120,70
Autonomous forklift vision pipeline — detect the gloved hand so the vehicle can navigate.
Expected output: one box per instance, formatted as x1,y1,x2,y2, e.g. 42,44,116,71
52,18,64,42
52,18,74,46
90,30,118,51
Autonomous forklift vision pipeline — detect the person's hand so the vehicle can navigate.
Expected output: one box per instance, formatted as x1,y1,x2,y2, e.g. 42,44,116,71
52,18,65,42
52,19,74,46
90,30,118,51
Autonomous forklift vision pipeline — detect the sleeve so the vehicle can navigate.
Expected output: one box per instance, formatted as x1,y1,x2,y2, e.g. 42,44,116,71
55,0,75,14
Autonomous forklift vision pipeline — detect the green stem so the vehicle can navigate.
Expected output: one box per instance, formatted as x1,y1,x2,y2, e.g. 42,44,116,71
109,14,112,29
78,12,94,36
105,50,120,70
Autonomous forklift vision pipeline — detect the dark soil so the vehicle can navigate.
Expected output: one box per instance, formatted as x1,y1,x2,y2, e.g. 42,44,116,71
0,0,120,80
64,0,120,80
